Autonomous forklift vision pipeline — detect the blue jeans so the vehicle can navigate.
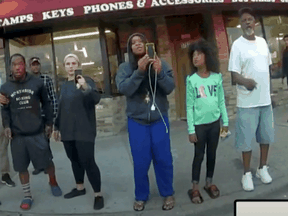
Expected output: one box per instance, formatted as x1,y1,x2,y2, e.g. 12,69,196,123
235,105,274,152
128,117,174,201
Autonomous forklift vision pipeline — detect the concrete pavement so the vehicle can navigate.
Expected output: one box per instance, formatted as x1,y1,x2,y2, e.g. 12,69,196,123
1,105,288,216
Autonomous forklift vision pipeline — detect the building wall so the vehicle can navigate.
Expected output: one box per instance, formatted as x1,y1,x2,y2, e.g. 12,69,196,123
212,14,238,120
96,96,127,137
154,17,177,121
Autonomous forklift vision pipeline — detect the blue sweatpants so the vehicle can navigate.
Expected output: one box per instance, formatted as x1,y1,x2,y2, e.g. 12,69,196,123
128,117,174,201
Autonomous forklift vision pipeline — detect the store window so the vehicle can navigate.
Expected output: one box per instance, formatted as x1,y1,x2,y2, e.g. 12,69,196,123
53,27,105,93
0,39,5,85
262,16,288,80
9,34,55,84
225,16,264,48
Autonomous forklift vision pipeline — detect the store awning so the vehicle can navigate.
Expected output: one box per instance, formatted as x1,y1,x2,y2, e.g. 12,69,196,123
0,0,286,28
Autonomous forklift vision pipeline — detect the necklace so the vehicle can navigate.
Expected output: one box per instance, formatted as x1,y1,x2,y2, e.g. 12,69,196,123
145,93,150,103
144,90,150,104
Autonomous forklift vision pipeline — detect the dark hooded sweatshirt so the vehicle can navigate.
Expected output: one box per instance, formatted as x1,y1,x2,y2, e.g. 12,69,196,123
282,48,288,77
116,33,175,124
54,77,101,143
0,73,53,136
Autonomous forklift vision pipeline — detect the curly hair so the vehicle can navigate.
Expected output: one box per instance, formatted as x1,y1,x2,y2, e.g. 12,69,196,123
188,38,220,75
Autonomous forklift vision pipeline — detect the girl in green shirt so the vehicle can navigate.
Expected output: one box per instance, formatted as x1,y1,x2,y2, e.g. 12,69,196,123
186,39,229,204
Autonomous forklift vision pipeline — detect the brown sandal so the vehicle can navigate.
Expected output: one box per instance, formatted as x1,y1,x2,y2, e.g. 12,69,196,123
204,185,220,199
187,189,203,204
162,196,175,211
133,200,145,211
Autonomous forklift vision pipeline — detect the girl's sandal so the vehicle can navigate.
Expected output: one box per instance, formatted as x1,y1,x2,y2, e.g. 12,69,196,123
133,200,145,211
20,197,33,210
204,185,220,199
188,189,203,204
162,196,175,211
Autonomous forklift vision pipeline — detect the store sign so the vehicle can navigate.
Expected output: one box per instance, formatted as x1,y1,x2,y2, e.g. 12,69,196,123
0,0,287,27
0,14,33,26
83,1,134,14
42,8,74,20
151,0,224,6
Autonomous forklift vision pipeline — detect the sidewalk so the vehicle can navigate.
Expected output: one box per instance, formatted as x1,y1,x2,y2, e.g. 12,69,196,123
0,105,288,216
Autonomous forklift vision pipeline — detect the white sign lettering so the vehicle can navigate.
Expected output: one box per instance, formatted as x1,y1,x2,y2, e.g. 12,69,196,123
42,8,74,20
0,14,33,27
231,0,275,1
151,0,223,6
83,1,133,14
232,0,274,1
137,0,146,7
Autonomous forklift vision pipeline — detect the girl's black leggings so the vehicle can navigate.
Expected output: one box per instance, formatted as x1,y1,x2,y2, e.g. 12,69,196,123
192,118,220,183
63,141,101,192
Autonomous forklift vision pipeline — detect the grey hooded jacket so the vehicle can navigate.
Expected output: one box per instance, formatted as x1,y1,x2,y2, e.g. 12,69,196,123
116,33,175,124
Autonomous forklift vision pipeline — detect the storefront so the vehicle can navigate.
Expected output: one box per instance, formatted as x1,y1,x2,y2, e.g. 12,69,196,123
1,0,288,136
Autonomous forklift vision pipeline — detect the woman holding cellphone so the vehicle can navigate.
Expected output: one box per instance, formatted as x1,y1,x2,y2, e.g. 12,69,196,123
53,54,103,210
116,33,175,211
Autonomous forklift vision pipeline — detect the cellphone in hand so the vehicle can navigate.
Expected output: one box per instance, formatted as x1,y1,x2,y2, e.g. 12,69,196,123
145,43,156,59
74,69,82,83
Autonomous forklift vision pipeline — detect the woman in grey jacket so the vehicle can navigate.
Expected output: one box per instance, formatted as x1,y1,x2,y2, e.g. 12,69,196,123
54,54,103,210
116,33,175,211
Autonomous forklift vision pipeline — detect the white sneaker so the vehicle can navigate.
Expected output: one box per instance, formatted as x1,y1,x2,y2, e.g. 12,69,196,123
256,165,272,184
241,172,254,191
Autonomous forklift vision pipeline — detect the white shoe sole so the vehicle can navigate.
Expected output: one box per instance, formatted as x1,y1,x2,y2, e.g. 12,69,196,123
241,181,254,192
1,180,14,187
255,173,272,184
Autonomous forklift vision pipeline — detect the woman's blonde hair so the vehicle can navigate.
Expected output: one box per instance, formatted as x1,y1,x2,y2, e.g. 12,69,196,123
63,54,80,66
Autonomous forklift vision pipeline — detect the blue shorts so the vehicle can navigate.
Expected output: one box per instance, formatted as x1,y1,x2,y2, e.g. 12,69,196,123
235,105,275,152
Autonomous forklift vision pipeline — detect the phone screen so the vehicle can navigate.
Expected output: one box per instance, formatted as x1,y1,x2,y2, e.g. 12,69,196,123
74,69,82,83
146,43,156,59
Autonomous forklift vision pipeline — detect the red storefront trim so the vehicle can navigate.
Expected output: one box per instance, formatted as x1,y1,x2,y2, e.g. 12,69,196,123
0,0,287,28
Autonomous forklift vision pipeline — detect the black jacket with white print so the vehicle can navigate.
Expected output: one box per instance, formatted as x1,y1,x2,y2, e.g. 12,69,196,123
0,73,53,136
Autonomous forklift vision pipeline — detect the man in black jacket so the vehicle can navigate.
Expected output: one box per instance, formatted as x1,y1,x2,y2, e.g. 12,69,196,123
29,57,58,175
0,54,62,210
282,35,288,87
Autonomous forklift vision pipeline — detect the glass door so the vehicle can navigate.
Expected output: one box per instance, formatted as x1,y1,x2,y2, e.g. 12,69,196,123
53,27,104,93
9,33,55,87
262,16,288,86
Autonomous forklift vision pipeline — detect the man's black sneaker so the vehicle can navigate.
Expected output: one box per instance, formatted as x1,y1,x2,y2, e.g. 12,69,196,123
32,169,44,175
64,188,86,199
1,173,16,187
